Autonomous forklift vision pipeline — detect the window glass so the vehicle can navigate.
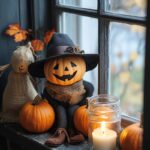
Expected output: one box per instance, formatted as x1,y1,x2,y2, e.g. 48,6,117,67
58,12,98,94
109,22,145,118
105,0,146,17
59,0,97,10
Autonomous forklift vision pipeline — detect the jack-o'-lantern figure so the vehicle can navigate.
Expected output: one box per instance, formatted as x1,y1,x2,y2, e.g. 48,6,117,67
44,56,86,86
29,33,99,146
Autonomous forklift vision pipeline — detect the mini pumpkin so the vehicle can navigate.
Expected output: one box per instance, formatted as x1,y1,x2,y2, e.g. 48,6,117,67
73,105,114,136
44,56,86,86
19,96,55,133
119,122,143,150
73,105,88,136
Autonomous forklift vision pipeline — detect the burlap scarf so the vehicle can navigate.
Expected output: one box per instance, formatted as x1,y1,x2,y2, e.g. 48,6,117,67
46,80,86,105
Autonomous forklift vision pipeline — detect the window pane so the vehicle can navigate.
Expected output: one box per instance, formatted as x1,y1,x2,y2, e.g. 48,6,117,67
59,0,97,10
105,0,146,17
58,12,98,94
109,22,145,119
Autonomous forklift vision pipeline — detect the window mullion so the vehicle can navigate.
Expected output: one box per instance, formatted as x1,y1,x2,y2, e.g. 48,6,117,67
99,0,105,14
98,0,110,94
144,0,150,148
98,18,109,94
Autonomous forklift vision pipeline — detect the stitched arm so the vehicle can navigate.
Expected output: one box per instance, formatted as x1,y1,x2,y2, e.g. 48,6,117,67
83,80,94,97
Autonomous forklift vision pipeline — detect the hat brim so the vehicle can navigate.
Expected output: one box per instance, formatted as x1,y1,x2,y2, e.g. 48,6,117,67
28,54,99,77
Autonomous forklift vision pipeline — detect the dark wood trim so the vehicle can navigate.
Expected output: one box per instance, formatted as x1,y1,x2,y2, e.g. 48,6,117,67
121,115,139,128
0,124,90,150
0,135,8,150
18,0,21,25
0,125,49,150
98,0,109,94
29,0,56,38
97,0,101,94
55,4,146,25
99,0,105,13
99,19,109,94
55,4,98,18
51,0,58,30
100,12,146,26
18,0,30,28
30,0,40,37
144,0,150,149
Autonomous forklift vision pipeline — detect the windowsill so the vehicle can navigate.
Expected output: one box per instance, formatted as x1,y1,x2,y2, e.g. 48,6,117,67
121,115,140,128
0,116,140,150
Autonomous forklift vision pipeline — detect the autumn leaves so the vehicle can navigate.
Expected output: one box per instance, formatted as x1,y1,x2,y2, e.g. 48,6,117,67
6,24,28,42
5,23,55,52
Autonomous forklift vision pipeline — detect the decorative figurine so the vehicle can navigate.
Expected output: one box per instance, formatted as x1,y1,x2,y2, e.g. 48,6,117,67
28,33,99,146
1,43,38,122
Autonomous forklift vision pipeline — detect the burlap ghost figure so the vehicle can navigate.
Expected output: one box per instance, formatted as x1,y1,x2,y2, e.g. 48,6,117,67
1,43,38,122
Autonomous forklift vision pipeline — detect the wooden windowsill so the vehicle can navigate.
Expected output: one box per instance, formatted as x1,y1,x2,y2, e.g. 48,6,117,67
121,115,140,128
0,115,140,150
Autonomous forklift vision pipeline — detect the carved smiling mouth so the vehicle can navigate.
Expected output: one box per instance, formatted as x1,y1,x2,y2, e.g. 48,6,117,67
54,71,77,81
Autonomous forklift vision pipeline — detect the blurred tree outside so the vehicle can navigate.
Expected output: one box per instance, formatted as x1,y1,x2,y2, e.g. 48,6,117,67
108,0,146,17
110,23,145,119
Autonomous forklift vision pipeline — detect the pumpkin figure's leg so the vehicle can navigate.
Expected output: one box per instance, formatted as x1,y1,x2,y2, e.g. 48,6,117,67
55,105,67,128
67,105,85,144
43,89,69,146
45,105,70,147
67,105,79,129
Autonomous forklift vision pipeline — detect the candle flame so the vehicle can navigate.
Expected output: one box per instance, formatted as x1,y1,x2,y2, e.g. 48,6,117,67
101,122,106,129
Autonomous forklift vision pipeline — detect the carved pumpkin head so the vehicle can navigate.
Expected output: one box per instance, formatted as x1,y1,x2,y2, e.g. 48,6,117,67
44,56,86,86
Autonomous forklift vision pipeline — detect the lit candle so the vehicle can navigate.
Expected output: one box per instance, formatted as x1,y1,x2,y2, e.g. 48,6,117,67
92,122,117,150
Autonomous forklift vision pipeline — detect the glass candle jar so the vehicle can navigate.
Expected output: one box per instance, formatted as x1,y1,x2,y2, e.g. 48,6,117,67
87,94,121,150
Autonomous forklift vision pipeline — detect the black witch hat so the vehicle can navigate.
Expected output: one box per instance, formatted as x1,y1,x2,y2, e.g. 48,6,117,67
28,33,99,77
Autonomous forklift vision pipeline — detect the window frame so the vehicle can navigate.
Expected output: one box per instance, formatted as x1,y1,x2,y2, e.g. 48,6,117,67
50,0,146,123
144,0,150,148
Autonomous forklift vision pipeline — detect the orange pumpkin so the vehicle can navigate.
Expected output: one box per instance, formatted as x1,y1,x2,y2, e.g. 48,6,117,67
74,105,88,136
44,56,86,86
73,105,115,136
120,123,143,150
19,96,55,133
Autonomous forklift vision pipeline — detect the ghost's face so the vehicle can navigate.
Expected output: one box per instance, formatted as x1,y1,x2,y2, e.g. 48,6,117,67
18,64,27,73
11,46,34,73
11,57,30,73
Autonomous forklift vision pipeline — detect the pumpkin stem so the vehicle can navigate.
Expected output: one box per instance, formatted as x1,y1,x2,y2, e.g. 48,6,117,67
86,97,90,109
32,95,42,105
140,113,143,128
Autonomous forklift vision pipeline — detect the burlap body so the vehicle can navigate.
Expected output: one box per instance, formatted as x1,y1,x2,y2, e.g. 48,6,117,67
46,80,86,105
1,72,37,122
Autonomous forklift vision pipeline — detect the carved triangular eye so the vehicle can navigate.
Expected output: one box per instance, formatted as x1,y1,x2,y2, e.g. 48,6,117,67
54,64,59,70
71,62,77,67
